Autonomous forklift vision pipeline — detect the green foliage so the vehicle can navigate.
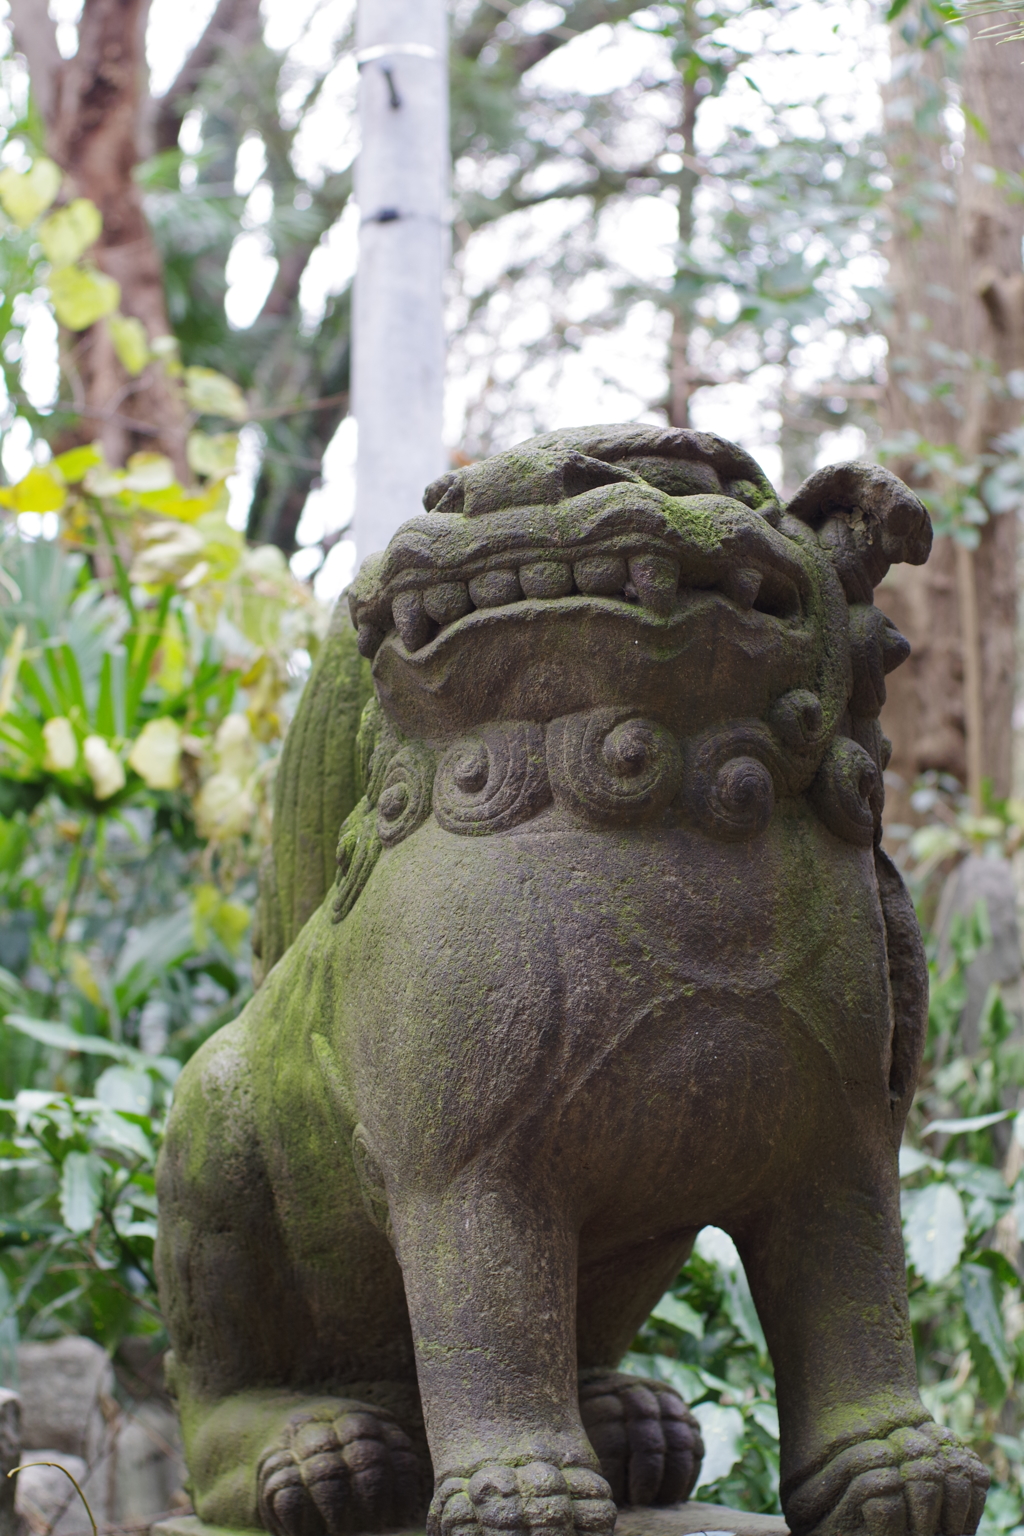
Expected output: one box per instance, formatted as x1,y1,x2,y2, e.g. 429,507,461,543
625,1228,781,1513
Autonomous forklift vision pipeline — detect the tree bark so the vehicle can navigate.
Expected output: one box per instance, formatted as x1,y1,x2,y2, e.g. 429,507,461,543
13,0,189,474
878,14,1022,810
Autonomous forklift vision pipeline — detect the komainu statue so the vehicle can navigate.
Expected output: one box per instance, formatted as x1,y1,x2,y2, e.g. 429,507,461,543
156,427,990,1536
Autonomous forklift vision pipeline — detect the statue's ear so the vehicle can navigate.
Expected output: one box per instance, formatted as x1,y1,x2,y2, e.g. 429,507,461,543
785,461,932,603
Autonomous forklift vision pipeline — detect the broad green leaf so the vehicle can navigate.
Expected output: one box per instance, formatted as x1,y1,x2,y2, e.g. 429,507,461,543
187,431,239,479
183,366,248,420
91,1106,152,1161
38,198,102,267
621,1351,704,1402
54,442,104,482
650,1293,705,1338
903,1181,967,1282
0,626,26,719
0,158,61,227
59,1150,103,1234
692,1402,745,1490
113,905,195,1011
922,1110,1014,1137
95,1066,153,1115
49,265,120,330
962,1262,1012,1406
750,1401,779,1440
0,465,67,514
5,1015,129,1059
109,314,150,376
899,1146,941,1177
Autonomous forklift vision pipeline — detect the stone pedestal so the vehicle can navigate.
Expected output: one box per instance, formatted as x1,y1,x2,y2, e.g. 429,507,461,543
152,1503,789,1536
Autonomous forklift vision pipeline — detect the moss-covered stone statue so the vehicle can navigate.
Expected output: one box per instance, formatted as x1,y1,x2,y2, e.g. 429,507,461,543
156,426,990,1536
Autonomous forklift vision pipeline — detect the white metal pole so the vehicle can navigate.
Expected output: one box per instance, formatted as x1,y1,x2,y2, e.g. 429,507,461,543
352,0,449,558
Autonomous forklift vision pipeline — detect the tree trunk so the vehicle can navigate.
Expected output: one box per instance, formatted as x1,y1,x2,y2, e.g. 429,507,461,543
878,13,1023,811
13,0,188,474
352,0,449,557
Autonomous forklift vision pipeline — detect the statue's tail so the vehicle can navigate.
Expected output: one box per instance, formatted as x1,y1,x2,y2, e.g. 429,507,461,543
252,602,373,984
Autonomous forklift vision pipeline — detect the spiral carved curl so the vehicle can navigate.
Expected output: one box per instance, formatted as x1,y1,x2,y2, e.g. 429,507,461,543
333,799,383,923
375,745,435,848
685,723,781,842
434,722,551,835
809,737,882,849
547,709,682,825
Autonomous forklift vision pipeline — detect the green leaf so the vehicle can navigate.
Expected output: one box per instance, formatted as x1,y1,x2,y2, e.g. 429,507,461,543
53,443,104,482
620,1351,704,1403
113,906,195,1012
183,366,248,421
0,158,61,228
109,314,150,376
903,1182,967,1282
49,265,121,330
187,431,239,479
4,1015,131,1059
691,1402,745,1490
59,1150,103,1234
922,1110,1014,1136
38,198,102,267
650,1292,705,1338
962,1262,1011,1406
94,1066,153,1115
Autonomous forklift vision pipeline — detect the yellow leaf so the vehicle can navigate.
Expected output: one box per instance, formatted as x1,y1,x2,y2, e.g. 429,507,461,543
214,712,256,778
128,716,182,790
129,522,205,586
83,735,125,800
109,314,150,376
68,950,102,1005
194,771,254,840
127,483,222,520
183,366,248,421
0,465,67,514
0,625,26,718
191,882,250,954
0,158,61,227
187,431,239,479
38,197,102,267
54,443,104,482
49,265,120,330
123,452,175,492
43,716,78,772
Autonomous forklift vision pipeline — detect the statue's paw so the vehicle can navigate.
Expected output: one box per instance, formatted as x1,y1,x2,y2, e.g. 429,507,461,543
427,1461,616,1536
257,1399,425,1536
785,1420,990,1536
578,1370,703,1506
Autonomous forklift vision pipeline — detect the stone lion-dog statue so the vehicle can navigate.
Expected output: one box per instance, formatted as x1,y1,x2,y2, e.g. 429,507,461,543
156,425,989,1536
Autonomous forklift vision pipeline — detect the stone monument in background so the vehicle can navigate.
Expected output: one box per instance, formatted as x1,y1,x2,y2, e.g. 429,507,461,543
154,426,989,1536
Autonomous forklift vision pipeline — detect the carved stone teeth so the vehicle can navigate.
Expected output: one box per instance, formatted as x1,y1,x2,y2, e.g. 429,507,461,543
519,560,573,599
628,554,678,617
392,590,433,652
423,581,472,626
573,554,629,597
468,569,522,608
721,567,762,610
357,622,385,660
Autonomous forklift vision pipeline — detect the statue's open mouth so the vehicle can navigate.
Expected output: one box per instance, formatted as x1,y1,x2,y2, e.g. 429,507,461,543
349,484,812,662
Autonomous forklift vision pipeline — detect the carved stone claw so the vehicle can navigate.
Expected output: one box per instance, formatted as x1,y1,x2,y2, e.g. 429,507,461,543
257,1400,424,1536
427,1460,616,1536
578,1370,704,1507
784,1420,990,1536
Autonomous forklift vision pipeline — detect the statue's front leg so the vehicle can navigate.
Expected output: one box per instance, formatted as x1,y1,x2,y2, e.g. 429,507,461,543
392,1179,617,1536
739,1142,989,1536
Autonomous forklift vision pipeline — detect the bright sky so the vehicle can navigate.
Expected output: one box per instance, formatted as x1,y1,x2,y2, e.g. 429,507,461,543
4,0,889,598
